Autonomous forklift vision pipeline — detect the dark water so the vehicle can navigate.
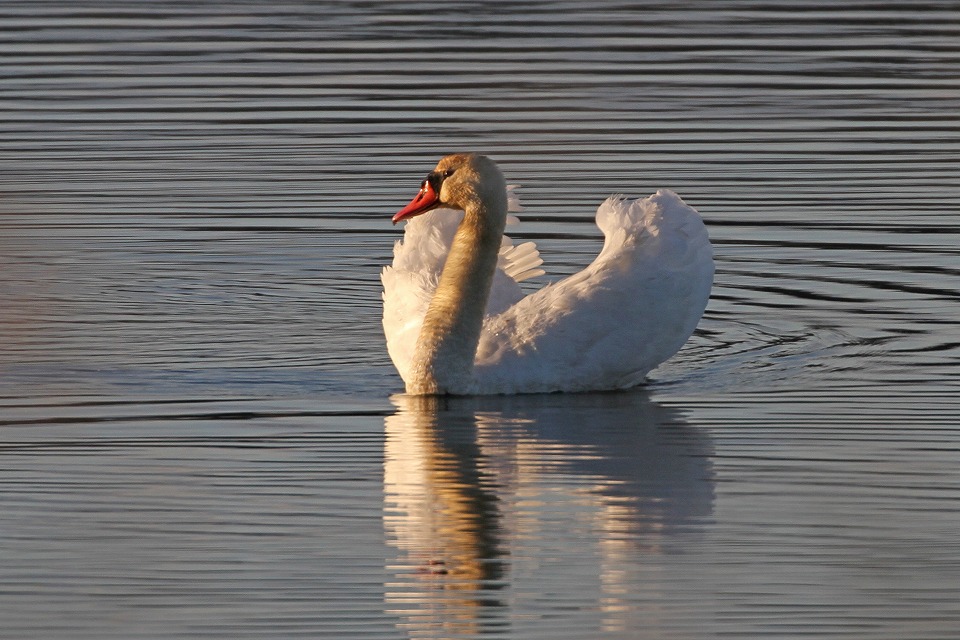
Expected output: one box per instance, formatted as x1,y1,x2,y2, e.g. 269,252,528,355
1,2,959,638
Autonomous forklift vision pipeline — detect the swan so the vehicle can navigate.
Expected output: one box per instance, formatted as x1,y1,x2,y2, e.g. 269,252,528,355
381,153,713,395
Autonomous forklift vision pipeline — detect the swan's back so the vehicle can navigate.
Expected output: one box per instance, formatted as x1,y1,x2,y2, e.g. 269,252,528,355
473,190,713,394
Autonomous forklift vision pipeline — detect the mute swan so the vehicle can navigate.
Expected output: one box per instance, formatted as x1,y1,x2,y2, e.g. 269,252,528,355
382,154,713,395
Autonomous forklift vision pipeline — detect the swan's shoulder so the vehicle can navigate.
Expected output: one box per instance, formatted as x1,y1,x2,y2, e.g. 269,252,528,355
473,189,713,393
382,186,541,383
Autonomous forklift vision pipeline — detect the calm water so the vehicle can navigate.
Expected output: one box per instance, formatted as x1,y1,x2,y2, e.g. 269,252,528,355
2,1,959,638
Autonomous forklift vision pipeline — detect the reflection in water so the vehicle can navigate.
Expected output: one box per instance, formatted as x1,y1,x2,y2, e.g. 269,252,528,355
384,392,714,637
384,395,507,637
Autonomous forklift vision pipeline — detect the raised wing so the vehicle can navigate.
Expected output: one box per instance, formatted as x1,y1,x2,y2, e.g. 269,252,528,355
473,190,713,394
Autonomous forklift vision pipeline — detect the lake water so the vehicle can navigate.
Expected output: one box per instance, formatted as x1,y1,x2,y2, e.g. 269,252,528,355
1,1,959,638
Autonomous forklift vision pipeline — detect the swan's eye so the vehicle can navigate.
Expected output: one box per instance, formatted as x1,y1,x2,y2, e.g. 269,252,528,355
425,170,449,193
442,168,456,179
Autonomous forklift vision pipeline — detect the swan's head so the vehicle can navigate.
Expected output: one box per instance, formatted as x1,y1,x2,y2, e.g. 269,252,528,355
393,153,506,224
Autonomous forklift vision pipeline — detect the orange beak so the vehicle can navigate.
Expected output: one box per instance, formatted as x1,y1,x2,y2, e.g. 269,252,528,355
393,179,441,224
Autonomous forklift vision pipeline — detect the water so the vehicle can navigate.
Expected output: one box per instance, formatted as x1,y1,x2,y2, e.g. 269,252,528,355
1,1,958,638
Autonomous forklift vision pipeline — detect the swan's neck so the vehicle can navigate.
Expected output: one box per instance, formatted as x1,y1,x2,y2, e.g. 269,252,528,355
408,197,506,395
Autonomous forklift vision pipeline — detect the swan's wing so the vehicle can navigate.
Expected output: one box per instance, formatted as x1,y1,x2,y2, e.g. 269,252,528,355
382,186,543,383
474,189,714,393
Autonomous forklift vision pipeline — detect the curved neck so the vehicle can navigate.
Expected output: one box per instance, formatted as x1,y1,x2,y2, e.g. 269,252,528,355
408,194,507,395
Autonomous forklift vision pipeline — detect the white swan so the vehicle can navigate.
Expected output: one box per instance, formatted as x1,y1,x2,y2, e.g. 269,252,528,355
382,153,713,395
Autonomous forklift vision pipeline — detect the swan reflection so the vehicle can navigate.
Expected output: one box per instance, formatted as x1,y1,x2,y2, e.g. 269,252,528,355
384,391,714,636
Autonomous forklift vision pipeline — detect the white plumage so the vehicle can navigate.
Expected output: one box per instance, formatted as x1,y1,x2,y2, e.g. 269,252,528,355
382,154,713,395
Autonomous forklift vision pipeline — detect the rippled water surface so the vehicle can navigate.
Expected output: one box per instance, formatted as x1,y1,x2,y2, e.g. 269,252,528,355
2,2,959,638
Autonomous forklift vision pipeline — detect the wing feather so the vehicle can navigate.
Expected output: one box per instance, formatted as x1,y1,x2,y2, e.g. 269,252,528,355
473,190,713,393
